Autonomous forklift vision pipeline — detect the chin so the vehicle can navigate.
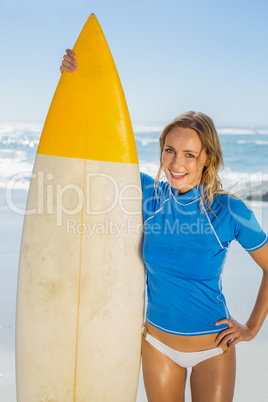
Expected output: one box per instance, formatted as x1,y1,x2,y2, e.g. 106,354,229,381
170,180,187,190
170,180,197,194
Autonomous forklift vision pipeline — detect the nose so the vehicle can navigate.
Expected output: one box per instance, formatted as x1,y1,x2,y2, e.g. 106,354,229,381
171,153,185,170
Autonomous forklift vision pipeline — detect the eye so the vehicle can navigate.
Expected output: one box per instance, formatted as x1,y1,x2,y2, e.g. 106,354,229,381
186,153,195,158
165,148,174,153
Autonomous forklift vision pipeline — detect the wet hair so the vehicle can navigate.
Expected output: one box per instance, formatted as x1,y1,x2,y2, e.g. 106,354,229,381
155,111,240,214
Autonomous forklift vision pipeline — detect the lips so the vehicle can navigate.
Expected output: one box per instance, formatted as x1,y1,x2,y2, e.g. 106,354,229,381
170,170,188,180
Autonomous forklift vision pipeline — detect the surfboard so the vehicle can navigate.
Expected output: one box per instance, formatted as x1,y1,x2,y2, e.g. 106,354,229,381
16,14,145,401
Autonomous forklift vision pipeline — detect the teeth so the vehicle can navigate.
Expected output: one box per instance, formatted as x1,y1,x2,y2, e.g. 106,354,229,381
171,171,187,177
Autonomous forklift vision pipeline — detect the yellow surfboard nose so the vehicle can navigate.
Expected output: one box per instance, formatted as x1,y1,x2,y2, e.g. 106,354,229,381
37,14,138,164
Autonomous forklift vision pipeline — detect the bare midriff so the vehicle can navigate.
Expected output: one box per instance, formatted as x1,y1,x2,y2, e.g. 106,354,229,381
144,321,228,353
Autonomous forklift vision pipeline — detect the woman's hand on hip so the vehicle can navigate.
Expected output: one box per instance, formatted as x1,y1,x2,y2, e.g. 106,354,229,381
60,49,77,73
214,316,257,349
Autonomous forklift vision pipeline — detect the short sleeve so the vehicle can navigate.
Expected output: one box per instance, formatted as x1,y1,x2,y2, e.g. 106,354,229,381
140,172,155,196
230,197,268,251
140,172,156,221
140,172,170,221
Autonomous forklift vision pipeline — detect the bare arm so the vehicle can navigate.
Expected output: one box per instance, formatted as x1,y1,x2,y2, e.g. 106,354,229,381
245,241,268,334
60,49,77,73
215,241,268,349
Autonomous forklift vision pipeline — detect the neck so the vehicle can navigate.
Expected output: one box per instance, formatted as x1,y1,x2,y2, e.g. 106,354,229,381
175,181,202,195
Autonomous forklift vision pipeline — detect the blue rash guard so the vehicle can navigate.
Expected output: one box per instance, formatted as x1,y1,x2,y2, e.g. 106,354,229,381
140,172,268,336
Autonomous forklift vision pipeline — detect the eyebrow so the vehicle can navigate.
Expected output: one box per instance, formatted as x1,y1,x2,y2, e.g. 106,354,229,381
164,145,199,154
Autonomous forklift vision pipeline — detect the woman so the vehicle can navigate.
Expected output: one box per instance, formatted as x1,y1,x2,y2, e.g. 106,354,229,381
60,49,268,402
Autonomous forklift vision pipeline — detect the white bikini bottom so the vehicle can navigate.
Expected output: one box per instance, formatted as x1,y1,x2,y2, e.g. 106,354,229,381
142,325,228,368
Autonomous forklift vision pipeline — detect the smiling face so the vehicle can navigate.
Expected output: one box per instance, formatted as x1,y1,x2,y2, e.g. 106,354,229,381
162,127,210,194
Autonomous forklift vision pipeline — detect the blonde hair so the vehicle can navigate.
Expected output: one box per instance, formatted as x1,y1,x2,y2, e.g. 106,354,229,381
154,111,243,215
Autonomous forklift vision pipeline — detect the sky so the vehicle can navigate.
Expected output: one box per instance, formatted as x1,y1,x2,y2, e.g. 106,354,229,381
1,0,268,127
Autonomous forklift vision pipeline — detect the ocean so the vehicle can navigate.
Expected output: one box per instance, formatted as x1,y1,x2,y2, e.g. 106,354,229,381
2,122,268,199
1,121,268,401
